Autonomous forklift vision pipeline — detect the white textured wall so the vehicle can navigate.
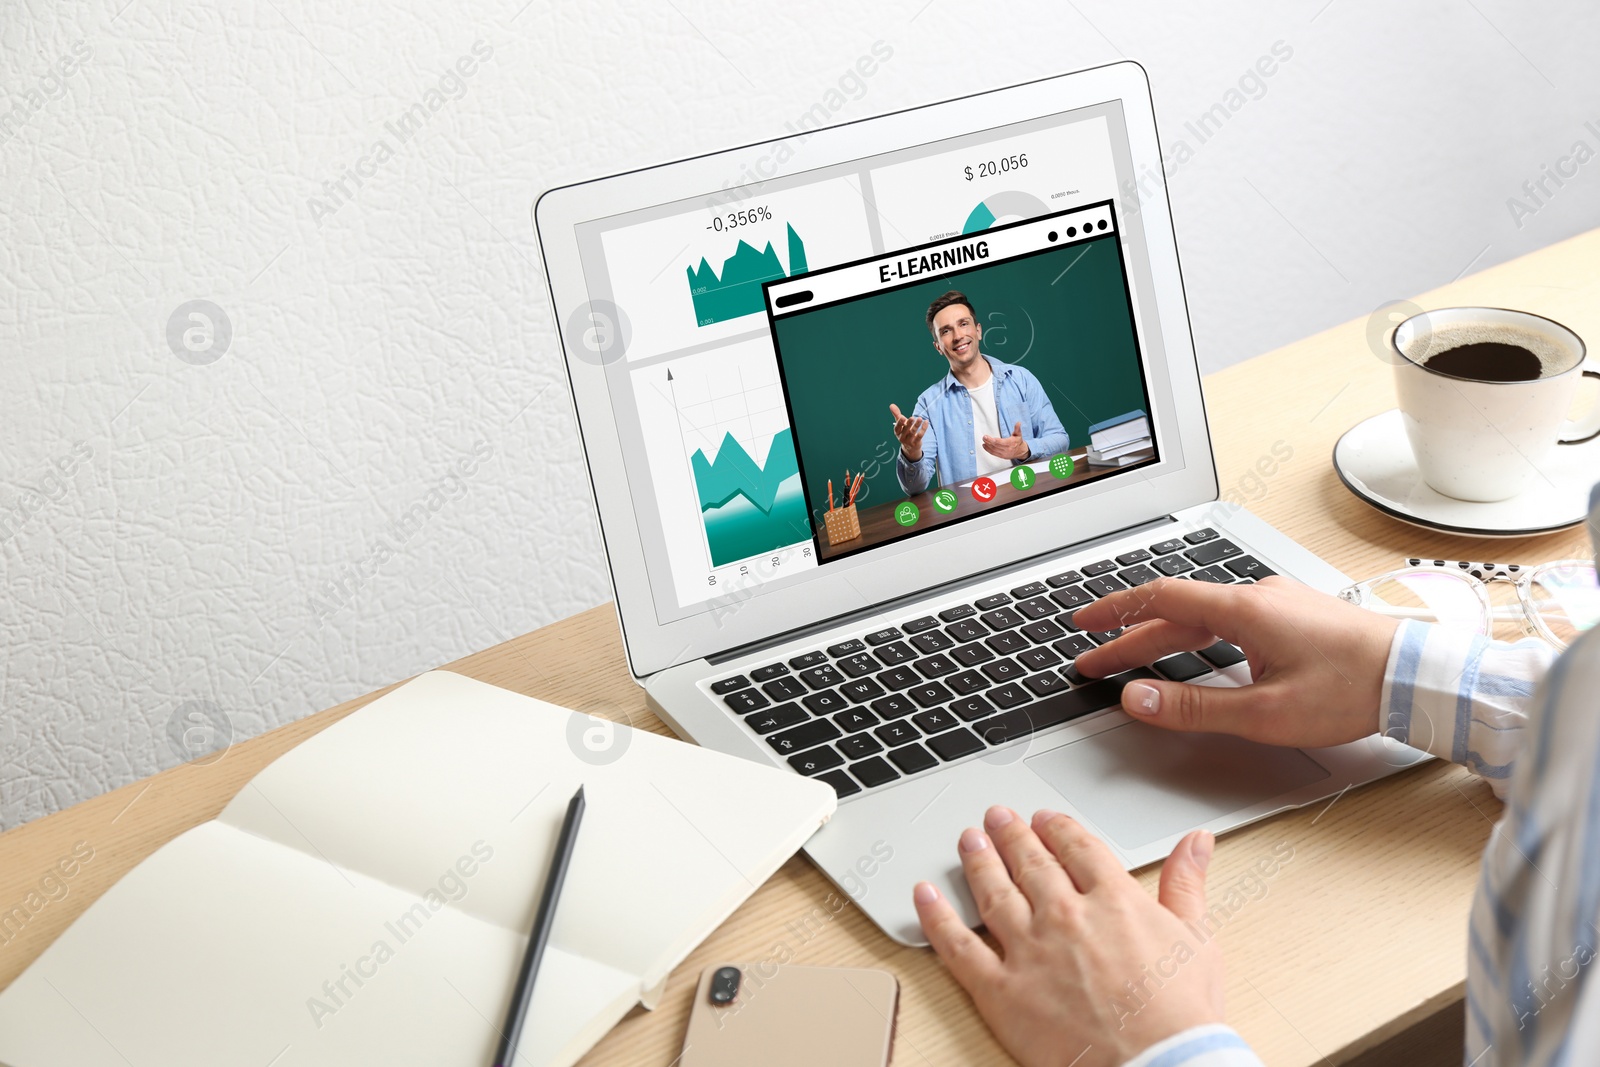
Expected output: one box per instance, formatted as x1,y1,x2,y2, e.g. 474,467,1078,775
4,0,1597,828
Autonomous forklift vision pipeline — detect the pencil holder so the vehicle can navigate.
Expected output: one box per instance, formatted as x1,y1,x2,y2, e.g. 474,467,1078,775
824,504,860,546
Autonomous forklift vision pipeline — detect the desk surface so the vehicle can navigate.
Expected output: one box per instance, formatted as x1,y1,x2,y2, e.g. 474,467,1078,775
4,229,1599,1066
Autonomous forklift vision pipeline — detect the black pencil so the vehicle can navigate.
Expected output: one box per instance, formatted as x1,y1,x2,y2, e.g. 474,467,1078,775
493,785,586,1067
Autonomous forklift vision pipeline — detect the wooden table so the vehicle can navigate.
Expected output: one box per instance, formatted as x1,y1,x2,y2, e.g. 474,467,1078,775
820,451,1151,561
5,229,1598,1066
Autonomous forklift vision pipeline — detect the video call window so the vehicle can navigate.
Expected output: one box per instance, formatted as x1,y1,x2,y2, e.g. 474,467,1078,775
765,202,1157,563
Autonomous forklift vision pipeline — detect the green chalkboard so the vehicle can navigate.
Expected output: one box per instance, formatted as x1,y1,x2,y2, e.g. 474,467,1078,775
772,236,1149,522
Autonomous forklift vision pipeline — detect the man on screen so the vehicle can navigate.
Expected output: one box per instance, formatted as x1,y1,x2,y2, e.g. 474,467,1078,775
891,290,1069,496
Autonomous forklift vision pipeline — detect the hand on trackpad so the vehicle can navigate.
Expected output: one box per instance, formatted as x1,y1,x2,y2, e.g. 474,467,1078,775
1024,723,1329,851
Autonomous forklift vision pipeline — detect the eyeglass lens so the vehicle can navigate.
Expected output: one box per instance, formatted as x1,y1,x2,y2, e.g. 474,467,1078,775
1529,563,1600,648
1366,572,1492,636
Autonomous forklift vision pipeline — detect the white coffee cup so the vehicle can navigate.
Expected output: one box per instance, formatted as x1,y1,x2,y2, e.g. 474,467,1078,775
1390,306,1600,503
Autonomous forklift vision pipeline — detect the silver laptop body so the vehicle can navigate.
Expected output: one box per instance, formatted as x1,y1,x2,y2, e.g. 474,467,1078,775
535,61,1417,946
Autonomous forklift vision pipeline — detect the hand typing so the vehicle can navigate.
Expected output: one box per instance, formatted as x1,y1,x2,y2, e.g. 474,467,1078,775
1072,576,1397,748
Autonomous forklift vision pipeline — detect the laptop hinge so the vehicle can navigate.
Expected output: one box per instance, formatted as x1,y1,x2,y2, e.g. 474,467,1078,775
705,513,1181,665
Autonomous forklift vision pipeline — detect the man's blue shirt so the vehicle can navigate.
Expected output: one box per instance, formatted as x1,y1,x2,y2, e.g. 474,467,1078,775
895,355,1070,494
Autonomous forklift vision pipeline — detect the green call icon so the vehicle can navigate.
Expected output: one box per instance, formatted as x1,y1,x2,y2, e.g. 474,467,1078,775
894,501,920,527
933,490,958,513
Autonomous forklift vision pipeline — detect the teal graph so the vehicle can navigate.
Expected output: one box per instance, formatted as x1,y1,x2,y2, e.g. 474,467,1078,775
963,202,1000,233
692,428,810,566
686,225,809,327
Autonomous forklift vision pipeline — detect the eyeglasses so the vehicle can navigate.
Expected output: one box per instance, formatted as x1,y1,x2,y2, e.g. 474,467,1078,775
1339,558,1599,650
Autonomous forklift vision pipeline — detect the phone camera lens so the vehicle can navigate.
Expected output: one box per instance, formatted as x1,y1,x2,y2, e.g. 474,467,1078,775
709,966,742,1005
1047,230,1058,242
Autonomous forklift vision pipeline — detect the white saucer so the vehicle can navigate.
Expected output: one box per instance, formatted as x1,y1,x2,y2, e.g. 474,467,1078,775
1333,409,1597,537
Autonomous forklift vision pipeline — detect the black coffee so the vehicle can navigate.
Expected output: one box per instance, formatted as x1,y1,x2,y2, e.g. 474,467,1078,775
1422,341,1544,382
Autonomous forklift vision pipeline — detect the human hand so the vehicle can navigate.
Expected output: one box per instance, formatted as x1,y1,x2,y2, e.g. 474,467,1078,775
915,806,1223,1067
890,403,928,461
982,420,1029,460
1072,576,1397,748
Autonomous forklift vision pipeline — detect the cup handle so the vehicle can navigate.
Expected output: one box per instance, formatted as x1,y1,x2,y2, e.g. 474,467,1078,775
1558,368,1600,445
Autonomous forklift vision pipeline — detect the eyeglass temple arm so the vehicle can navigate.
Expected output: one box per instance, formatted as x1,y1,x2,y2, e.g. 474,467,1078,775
1352,603,1531,621
1404,559,1525,581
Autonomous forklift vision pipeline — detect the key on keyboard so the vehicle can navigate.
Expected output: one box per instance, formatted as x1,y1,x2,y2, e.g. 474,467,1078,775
767,719,840,754
816,769,860,798
875,641,915,665
910,630,955,653
974,670,1157,746
980,606,1025,631
850,757,900,788
762,677,806,701
888,744,938,775
1187,539,1241,566
748,704,807,733
1199,641,1247,668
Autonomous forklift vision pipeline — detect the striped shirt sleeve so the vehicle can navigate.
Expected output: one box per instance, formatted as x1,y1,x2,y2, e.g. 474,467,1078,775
1120,1024,1264,1067
1378,619,1556,798
1462,484,1600,1065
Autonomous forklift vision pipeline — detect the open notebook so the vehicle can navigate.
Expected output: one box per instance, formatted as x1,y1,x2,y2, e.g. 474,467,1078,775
0,671,835,1067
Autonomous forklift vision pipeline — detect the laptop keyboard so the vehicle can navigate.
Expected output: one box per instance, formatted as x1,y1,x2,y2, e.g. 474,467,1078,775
707,528,1272,800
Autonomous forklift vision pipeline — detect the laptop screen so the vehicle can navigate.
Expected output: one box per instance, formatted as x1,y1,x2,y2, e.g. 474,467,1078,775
571,98,1170,625
765,202,1155,565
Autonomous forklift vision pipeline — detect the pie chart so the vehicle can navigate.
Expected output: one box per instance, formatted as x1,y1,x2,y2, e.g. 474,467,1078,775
962,191,1052,234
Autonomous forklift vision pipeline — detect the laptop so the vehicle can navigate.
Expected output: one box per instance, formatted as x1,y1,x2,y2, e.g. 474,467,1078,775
534,61,1418,946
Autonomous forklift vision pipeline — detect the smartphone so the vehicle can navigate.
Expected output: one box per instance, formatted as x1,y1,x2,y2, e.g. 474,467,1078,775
678,962,898,1067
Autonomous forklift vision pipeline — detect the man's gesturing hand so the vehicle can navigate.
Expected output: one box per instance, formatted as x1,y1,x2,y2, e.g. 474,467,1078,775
1072,576,1398,748
982,421,1029,460
915,806,1224,1067
889,403,928,461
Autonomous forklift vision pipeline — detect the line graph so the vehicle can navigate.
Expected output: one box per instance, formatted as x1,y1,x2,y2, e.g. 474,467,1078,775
685,223,809,326
666,366,808,567
598,177,874,361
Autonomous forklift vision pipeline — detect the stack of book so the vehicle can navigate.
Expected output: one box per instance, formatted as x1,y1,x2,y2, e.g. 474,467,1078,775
1085,410,1151,466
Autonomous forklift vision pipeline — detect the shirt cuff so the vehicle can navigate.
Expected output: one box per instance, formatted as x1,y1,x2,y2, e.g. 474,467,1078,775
1120,1024,1264,1067
1379,619,1551,796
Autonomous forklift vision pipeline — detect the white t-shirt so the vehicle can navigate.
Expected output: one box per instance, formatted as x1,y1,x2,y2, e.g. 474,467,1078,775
968,377,1013,478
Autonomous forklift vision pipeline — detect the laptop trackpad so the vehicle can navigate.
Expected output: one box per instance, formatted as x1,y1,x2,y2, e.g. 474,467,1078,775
1024,723,1330,852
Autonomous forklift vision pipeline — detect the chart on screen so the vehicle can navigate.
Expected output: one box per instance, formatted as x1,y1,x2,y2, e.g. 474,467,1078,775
599,177,876,361
868,116,1118,245
630,338,817,608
